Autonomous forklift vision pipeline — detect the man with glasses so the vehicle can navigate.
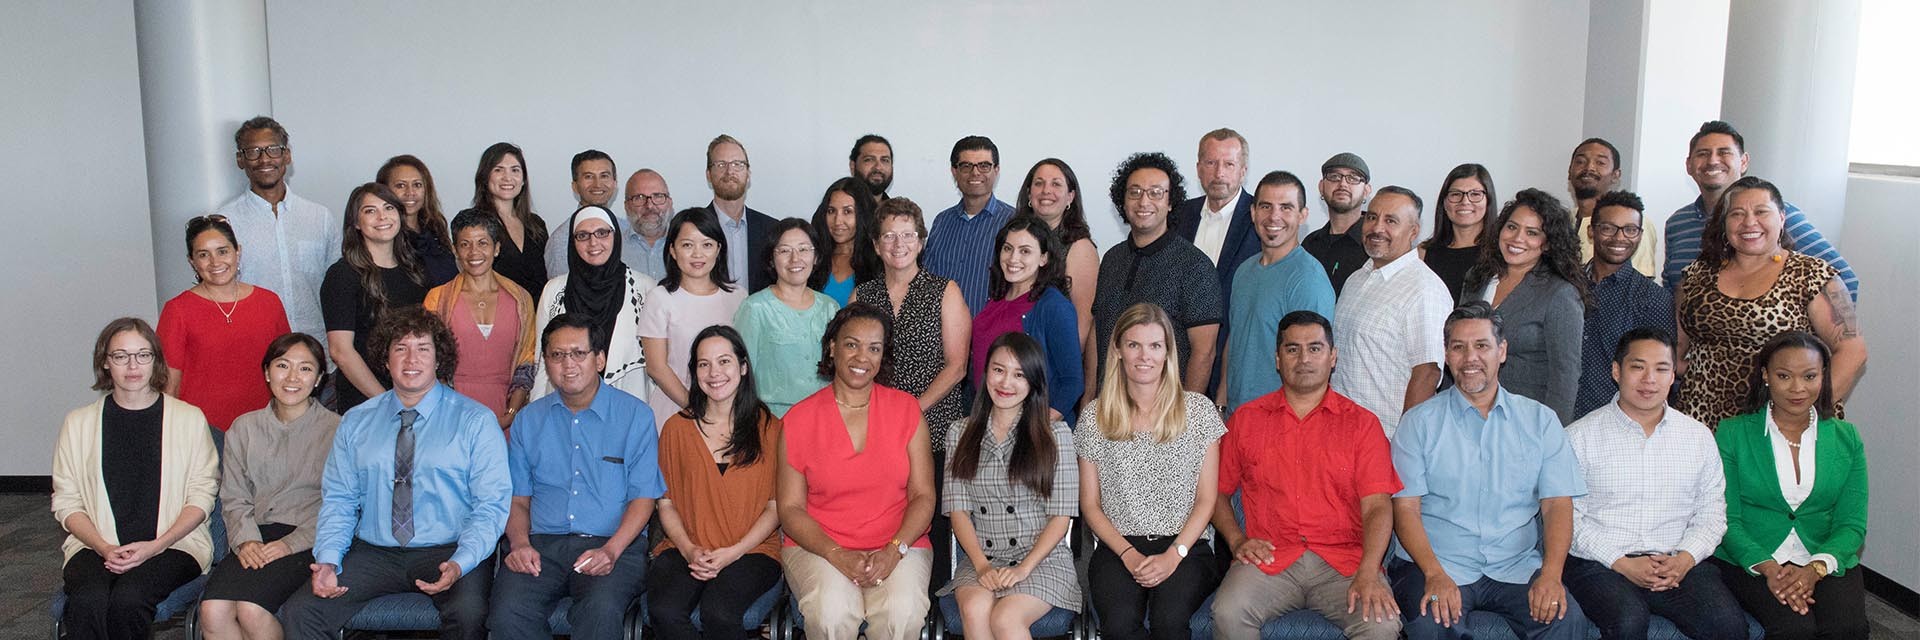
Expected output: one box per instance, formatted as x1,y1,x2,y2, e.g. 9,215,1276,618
1573,191,1673,418
925,135,1015,314
850,134,895,203
1089,152,1223,392
489,313,665,640
1302,153,1373,296
545,150,622,278
214,116,341,341
1566,138,1662,282
705,135,777,291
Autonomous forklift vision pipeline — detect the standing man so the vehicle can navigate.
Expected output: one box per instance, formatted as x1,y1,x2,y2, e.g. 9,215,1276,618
616,169,674,281
1564,328,1746,640
1302,153,1373,295
546,150,621,278
1575,191,1674,418
488,314,665,639
1173,128,1261,398
1388,301,1591,640
1210,311,1402,640
850,134,894,203
216,116,342,341
1662,120,1856,298
1219,171,1336,413
1329,187,1450,437
1567,138,1661,281
705,135,778,292
924,135,1015,314
1089,152,1222,393
281,307,509,640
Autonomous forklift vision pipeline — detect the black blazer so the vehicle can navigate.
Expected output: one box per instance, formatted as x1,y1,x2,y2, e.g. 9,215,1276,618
709,204,778,292
1172,191,1258,394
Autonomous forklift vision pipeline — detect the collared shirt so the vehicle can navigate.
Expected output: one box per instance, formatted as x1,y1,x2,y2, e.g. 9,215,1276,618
221,401,341,553
216,188,342,340
1224,245,1337,412
1577,216,1664,285
1194,193,1241,266
508,382,665,537
314,383,511,576
1302,218,1369,295
925,196,1015,314
1575,263,1675,417
1662,196,1857,300
711,202,752,287
1566,399,1725,565
1330,251,1451,437
1222,389,1401,576
1089,231,1223,384
1391,387,1588,584
1762,407,1839,570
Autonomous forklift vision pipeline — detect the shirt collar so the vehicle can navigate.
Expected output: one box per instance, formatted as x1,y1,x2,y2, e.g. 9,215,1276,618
1585,260,1644,285
1128,229,1177,256
1763,403,1819,446
1369,249,1420,280
709,203,749,228
1602,395,1673,436
1203,191,1243,218
1447,385,1513,420
386,382,448,425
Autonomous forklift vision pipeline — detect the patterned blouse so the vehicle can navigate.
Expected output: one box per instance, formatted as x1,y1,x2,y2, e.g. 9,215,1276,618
1675,252,1839,428
1075,391,1226,536
855,271,966,451
940,419,1081,611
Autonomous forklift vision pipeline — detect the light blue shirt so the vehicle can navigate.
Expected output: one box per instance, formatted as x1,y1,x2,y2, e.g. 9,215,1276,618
508,382,664,536
1223,245,1337,412
314,383,510,576
925,197,1014,314
713,203,751,288
216,189,341,341
1391,387,1587,584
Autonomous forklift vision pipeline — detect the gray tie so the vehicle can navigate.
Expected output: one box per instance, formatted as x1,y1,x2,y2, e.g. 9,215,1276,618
392,408,420,545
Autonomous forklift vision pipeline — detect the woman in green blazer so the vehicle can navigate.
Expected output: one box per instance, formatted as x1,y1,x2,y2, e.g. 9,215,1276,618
1712,331,1868,640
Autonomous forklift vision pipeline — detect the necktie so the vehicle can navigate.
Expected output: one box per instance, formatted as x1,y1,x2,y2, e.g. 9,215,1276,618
392,408,420,545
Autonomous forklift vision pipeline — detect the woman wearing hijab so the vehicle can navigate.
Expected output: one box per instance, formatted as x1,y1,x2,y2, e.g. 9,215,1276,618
532,205,656,401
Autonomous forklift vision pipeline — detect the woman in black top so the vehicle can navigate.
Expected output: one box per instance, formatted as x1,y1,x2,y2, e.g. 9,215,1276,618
1420,163,1498,301
461,142,548,297
377,154,456,286
321,182,428,411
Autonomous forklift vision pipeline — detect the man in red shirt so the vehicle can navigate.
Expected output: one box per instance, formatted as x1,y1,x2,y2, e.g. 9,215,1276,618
1209,310,1402,640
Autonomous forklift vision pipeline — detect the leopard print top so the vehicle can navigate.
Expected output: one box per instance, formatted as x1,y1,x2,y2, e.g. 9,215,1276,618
1674,252,1837,429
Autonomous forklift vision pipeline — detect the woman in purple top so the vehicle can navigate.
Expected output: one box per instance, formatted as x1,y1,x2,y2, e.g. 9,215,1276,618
971,216,1083,426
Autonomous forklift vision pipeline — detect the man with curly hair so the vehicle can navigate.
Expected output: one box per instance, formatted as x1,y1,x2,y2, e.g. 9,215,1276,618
1088,152,1223,393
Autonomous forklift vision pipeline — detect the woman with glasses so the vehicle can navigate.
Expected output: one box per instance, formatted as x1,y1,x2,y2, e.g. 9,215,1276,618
1460,188,1588,424
809,178,880,307
460,142,549,298
320,183,430,411
158,214,290,431
532,205,656,402
853,198,969,451
53,318,219,640
639,208,749,431
735,218,841,416
422,210,538,428
377,155,457,287
1419,163,1498,301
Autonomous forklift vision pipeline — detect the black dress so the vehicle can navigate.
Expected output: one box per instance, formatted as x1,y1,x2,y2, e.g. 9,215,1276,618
1423,243,1481,302
320,261,430,410
410,229,458,287
460,207,548,298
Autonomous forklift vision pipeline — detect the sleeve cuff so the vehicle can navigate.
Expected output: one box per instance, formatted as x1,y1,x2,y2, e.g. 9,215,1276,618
1811,553,1841,573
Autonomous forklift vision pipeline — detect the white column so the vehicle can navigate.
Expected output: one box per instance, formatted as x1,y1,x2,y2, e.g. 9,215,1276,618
135,0,273,301
1582,0,1731,218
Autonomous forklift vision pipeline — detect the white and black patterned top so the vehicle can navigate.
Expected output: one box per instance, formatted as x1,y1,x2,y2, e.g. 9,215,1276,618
856,271,966,450
940,419,1082,611
531,269,656,401
1075,391,1225,537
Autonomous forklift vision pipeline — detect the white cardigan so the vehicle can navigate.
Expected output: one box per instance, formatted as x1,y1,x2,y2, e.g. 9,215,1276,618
530,269,657,401
51,395,220,570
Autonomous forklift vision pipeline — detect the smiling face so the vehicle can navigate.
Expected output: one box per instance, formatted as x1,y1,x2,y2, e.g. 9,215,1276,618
824,191,858,245
386,332,440,397
1117,321,1170,387
453,226,498,278
487,153,525,203
235,128,289,191
384,164,427,217
693,334,744,406
772,227,816,288
1763,346,1824,418
189,228,240,286
707,142,750,201
356,193,402,245
1497,205,1546,271
875,215,923,271
1252,182,1306,251
1722,188,1784,257
1589,204,1642,267
983,346,1032,412
1443,175,1489,231
1567,141,1619,200
623,171,673,239
1123,167,1172,237
1276,322,1335,395
572,217,615,267
104,330,156,395
265,343,322,408
572,158,617,208
1444,318,1506,395
1610,338,1674,415
670,221,720,282
1361,191,1419,263
997,229,1048,293
832,317,886,389
1687,133,1748,194
1027,163,1075,222
951,149,999,198
543,326,606,399
852,141,893,194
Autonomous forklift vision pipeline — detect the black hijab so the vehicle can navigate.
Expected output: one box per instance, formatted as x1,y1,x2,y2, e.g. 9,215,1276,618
562,205,627,341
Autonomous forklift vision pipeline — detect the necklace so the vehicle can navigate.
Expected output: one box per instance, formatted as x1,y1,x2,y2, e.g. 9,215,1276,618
835,394,871,410
202,285,240,324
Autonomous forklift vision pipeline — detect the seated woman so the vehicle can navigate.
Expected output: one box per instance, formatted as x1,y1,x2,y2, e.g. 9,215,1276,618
649,326,785,640
942,333,1080,640
159,214,289,431
1712,331,1869,640
735,218,840,416
423,210,537,427
1077,303,1224,640
52,318,219,640
198,333,341,640
778,303,936,640
970,216,1082,425
321,182,430,411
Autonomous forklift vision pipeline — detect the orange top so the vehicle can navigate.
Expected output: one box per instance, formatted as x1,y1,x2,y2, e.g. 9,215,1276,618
653,412,783,560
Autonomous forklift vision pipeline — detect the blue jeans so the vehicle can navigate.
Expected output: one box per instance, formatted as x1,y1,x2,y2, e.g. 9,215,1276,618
1563,556,1747,640
487,533,649,640
1389,559,1591,640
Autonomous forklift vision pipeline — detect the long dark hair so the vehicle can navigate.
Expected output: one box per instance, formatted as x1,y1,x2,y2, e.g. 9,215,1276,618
661,207,736,293
470,142,547,247
987,215,1069,302
808,178,881,290
1423,163,1498,250
951,332,1058,499
1462,188,1589,305
1014,158,1093,246
377,154,452,250
680,325,771,467
1743,330,1836,417
341,182,427,316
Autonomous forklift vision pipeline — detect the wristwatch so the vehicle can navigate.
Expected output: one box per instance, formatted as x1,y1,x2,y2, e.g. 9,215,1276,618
1175,543,1190,558
1810,560,1830,578
891,538,910,557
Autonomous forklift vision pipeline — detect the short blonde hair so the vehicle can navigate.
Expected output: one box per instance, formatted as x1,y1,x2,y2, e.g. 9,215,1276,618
1095,303,1187,443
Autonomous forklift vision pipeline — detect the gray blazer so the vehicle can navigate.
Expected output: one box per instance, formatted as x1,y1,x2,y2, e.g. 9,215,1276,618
1464,271,1586,425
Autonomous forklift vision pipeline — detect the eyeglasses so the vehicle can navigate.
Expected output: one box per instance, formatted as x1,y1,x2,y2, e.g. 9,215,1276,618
708,160,750,172
572,228,615,243
878,231,921,245
774,245,816,259
625,192,671,205
1323,173,1366,186
236,145,288,161
1124,187,1169,201
1444,189,1488,204
545,349,595,363
187,214,230,227
107,350,155,366
1591,222,1643,239
954,161,997,174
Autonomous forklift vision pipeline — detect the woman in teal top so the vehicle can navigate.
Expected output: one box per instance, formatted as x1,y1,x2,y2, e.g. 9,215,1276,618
809,178,879,306
1712,331,1868,640
736,218,841,416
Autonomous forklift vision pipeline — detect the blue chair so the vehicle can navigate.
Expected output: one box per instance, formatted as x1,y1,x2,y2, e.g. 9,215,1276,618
331,589,643,640
929,525,1085,640
640,578,786,637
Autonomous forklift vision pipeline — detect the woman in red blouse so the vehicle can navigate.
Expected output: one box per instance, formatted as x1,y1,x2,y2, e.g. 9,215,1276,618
158,214,289,430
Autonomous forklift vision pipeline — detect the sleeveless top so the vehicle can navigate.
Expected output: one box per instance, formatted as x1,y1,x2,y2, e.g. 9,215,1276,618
855,271,966,451
1675,252,1839,428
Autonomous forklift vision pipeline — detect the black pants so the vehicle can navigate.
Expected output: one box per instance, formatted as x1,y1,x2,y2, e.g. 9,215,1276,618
279,541,494,640
1714,557,1869,640
930,449,952,601
489,534,650,640
645,548,782,639
1087,535,1219,640
61,548,200,640
1563,556,1747,640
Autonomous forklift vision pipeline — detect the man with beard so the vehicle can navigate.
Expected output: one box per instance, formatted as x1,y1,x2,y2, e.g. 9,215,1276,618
849,134,894,203
1218,171,1335,413
705,135,777,291
1302,153,1373,295
215,116,342,341
612,169,674,281
925,135,1015,314
1329,187,1450,438
1567,138,1662,282
546,150,622,278
1574,191,1673,418
1388,301,1591,640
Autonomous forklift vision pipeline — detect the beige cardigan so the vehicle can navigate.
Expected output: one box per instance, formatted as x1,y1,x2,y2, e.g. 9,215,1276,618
51,395,220,570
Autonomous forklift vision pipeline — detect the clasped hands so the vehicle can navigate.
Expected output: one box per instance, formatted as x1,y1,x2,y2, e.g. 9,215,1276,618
827,545,905,588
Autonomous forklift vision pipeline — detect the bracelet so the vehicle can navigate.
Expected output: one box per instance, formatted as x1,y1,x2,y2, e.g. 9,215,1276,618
1120,546,1139,559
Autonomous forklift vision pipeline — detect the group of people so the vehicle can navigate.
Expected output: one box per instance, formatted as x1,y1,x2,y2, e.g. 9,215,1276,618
51,116,1872,640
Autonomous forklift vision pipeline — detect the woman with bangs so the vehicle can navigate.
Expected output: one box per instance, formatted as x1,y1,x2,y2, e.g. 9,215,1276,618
639,208,749,431
320,182,429,411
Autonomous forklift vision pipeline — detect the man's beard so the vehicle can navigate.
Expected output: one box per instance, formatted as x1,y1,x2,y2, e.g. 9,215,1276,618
865,172,892,195
713,179,747,201
1572,185,1600,200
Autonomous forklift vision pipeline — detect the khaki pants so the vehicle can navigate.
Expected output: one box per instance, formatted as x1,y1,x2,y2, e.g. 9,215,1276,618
1210,551,1400,640
782,546,932,640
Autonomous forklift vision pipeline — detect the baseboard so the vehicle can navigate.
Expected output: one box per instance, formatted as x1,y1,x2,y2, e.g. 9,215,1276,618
0,475,51,493
1864,565,1920,619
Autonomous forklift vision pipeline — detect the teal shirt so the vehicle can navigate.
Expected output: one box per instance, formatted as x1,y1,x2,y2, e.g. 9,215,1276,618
1223,245,1337,412
734,289,841,416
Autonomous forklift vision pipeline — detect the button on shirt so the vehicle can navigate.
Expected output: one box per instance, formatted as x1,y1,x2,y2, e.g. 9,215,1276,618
1575,263,1676,418
924,197,1014,314
1663,197,1857,300
1566,399,1725,565
1330,251,1451,437
314,384,510,576
1391,388,1588,584
509,381,665,537
1221,390,1401,576
216,189,342,340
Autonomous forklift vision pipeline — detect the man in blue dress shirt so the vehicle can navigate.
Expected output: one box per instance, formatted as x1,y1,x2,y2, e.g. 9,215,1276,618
1388,301,1592,640
282,307,510,640
924,135,1014,314
488,313,666,639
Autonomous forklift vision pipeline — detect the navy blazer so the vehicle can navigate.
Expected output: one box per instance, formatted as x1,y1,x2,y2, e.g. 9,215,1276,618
1173,191,1259,393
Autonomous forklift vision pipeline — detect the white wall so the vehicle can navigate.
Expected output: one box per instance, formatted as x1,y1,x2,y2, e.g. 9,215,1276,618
1840,174,1920,592
261,1,1590,248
